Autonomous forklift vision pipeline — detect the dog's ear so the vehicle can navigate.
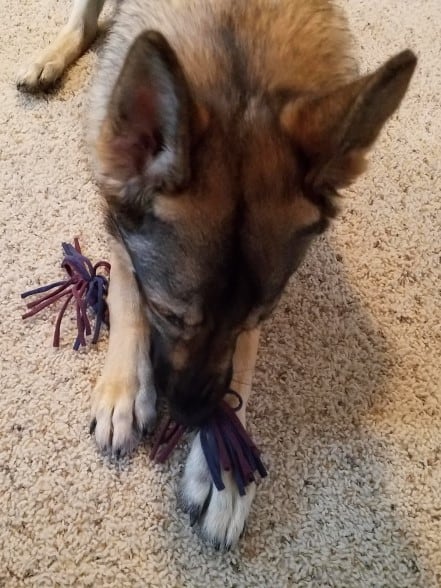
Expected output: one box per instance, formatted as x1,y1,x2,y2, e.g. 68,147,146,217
281,50,417,192
98,31,207,196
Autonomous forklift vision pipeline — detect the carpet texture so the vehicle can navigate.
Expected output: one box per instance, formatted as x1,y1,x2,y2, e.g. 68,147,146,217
1,1,440,586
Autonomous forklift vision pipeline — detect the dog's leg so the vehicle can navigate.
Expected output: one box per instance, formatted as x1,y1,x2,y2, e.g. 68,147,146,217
90,239,157,457
229,327,260,424
17,0,106,91
180,328,261,549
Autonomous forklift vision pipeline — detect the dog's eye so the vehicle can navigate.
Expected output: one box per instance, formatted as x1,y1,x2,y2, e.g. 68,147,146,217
163,312,185,329
296,217,329,237
148,300,185,330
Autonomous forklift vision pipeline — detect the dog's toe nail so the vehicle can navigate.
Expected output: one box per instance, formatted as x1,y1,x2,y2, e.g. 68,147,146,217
200,485,213,518
189,509,199,527
140,423,152,437
89,418,97,435
213,539,223,552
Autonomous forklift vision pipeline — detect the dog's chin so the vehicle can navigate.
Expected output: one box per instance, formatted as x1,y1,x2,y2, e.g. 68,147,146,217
169,404,216,428
151,368,223,427
167,389,224,428
171,370,235,427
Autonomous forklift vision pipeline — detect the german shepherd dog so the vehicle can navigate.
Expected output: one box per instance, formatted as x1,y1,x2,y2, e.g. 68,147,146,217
18,0,416,548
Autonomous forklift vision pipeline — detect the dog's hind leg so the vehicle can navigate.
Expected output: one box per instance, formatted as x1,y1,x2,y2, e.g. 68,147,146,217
17,0,106,92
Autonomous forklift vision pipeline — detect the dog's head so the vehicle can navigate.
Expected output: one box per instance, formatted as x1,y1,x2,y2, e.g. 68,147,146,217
96,32,416,425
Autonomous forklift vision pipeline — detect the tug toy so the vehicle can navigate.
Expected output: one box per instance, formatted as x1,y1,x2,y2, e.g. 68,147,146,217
21,239,267,495
21,238,110,350
150,390,267,496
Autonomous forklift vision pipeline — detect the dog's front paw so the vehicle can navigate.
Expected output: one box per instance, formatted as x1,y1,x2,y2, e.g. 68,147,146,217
179,434,256,550
91,374,157,457
16,28,84,92
16,59,65,92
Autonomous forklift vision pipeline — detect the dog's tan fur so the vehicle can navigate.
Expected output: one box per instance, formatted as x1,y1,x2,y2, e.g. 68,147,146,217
18,0,416,549
91,239,156,453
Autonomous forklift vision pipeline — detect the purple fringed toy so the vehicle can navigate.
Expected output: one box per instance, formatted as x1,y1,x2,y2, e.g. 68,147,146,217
21,240,267,494
21,238,110,349
150,390,267,496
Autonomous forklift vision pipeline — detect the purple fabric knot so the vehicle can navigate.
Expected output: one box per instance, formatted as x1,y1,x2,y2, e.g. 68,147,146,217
150,390,267,496
21,238,110,349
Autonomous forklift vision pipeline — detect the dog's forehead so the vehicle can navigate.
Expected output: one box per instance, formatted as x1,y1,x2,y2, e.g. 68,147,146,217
153,117,318,226
152,189,234,227
150,128,320,258
142,120,321,315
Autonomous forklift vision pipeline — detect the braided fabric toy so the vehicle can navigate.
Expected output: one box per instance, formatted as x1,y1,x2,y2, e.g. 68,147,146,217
150,391,267,496
21,239,110,349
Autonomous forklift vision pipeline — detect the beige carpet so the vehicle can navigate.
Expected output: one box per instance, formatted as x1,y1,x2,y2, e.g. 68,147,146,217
1,1,440,586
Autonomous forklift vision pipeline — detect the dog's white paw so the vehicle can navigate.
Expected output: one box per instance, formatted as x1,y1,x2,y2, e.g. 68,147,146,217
179,433,256,550
90,374,157,457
